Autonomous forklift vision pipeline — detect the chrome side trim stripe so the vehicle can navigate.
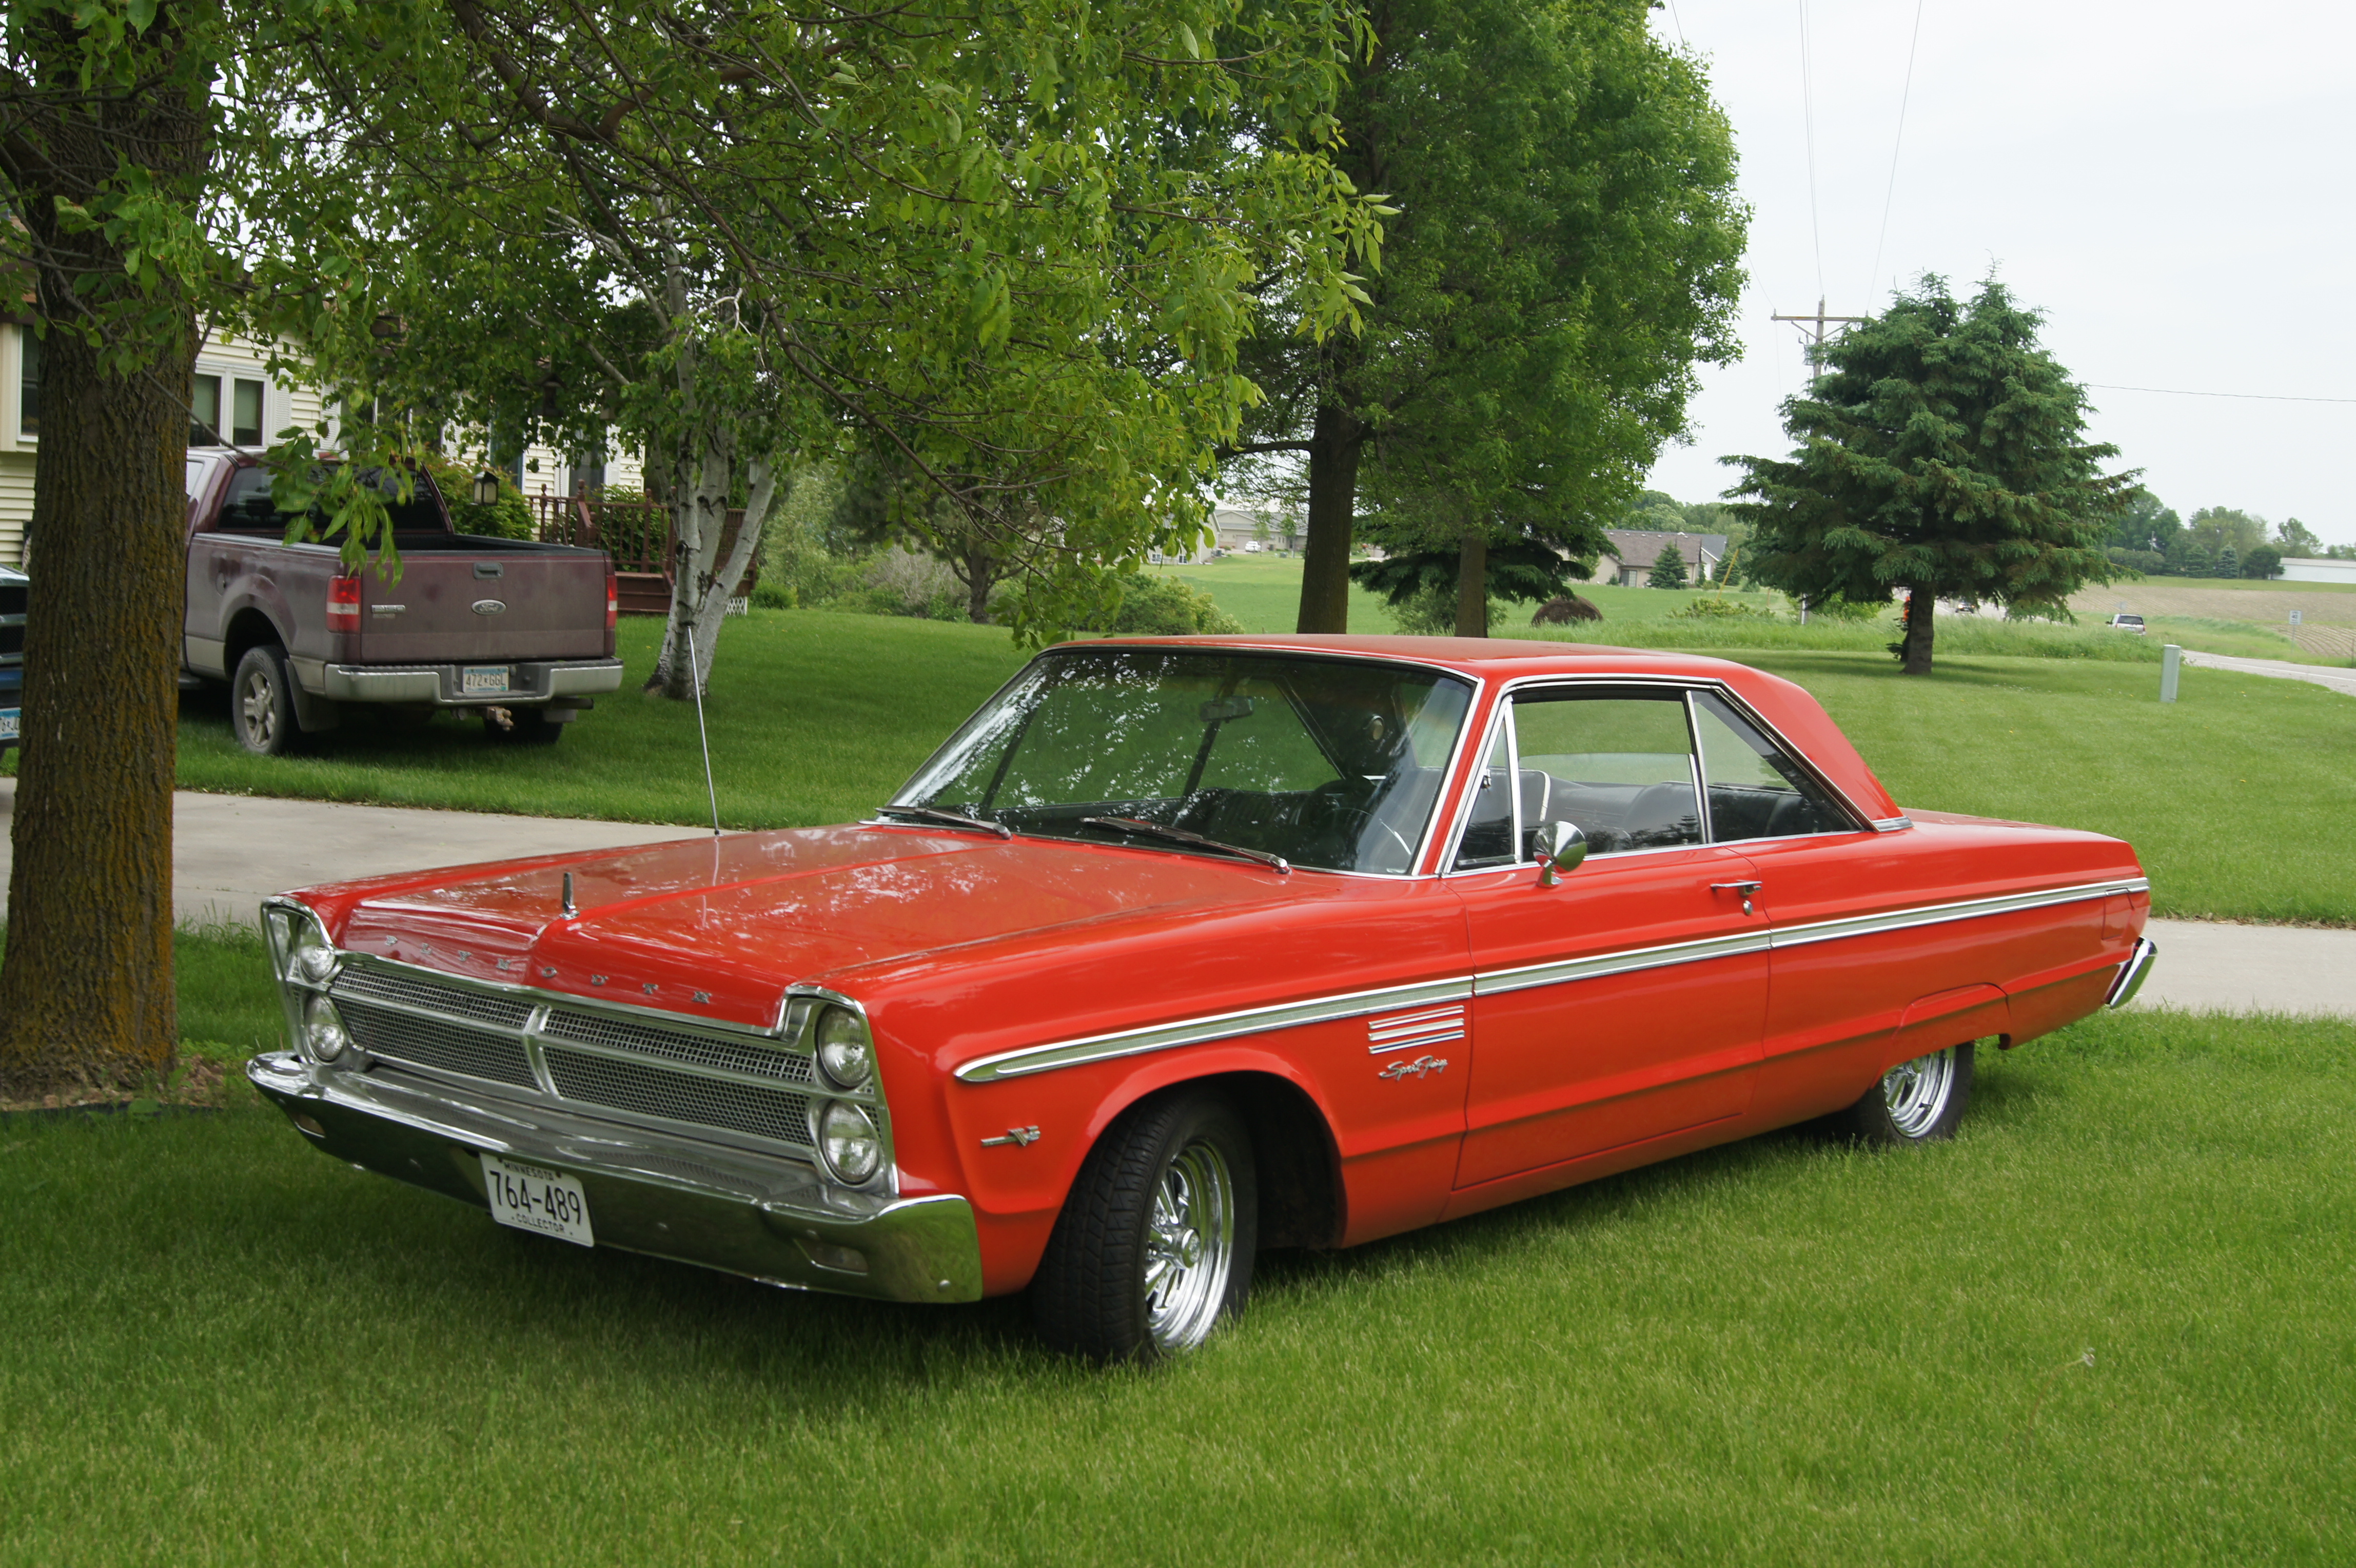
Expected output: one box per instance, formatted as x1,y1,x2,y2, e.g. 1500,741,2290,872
952,876,2150,1082
1765,877,2149,952
1870,815,1914,833
1474,929,1771,997
954,976,1476,1083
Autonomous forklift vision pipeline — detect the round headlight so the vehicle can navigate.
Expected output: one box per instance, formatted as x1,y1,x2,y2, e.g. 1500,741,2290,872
815,1006,874,1089
303,995,350,1063
816,1100,883,1185
290,920,338,984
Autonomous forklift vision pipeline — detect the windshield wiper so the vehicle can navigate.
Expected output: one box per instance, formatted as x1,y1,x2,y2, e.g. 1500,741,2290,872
874,804,1013,840
1078,816,1291,875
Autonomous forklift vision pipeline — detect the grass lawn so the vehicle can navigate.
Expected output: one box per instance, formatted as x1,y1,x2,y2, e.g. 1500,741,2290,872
5,1006,2350,1563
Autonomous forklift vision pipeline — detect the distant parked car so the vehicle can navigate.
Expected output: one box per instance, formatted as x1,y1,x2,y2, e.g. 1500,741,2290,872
0,563,23,758
2105,614,2146,635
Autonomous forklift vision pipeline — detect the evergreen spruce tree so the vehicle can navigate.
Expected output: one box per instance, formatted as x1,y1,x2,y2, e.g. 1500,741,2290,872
1647,543,1689,589
1725,277,2136,673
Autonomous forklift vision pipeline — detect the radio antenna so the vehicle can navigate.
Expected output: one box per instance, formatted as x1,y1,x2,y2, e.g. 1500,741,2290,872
683,618,722,838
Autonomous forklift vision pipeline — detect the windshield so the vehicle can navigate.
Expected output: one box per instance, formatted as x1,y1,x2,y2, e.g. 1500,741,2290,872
894,649,1475,875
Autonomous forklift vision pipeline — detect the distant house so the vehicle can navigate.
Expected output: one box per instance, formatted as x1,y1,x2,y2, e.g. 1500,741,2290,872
0,321,640,567
1594,529,1726,586
1207,505,1304,554
2278,557,2356,585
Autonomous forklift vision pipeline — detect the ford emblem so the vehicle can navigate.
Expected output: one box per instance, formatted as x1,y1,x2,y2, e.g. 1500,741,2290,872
472,598,507,616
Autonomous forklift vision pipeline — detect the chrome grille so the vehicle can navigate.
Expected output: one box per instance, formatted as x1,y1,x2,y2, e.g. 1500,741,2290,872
543,1047,812,1145
342,1000,536,1088
543,1007,813,1085
337,966,534,1030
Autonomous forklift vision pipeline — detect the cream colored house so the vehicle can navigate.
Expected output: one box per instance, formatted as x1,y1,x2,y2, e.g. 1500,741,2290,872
0,323,641,566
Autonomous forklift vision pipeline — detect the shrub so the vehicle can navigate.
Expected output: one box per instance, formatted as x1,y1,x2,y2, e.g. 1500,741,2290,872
1393,585,1507,636
1670,596,1774,621
1530,594,1602,625
421,456,538,541
1103,573,1243,635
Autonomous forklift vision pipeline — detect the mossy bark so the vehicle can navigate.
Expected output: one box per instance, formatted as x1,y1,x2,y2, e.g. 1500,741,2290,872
0,16,204,1096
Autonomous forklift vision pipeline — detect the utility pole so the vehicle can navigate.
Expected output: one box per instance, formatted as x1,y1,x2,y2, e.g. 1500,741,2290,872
1771,297,1868,368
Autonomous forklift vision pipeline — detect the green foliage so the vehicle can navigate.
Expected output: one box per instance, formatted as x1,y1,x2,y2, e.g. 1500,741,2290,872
2243,545,2284,579
1670,595,1773,620
1229,0,1748,625
2274,517,2323,557
1348,535,1586,633
1725,277,2136,670
1039,572,1244,637
1392,586,1508,636
418,456,536,541
1646,543,1690,590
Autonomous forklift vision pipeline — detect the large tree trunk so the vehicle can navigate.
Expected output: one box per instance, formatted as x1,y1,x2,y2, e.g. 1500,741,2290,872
1297,401,1365,634
1900,587,1936,674
1454,530,1489,637
0,28,205,1095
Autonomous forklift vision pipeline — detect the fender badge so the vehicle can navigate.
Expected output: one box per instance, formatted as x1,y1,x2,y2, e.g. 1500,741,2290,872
643,982,659,995
590,975,607,986
980,1125,1043,1148
693,990,712,1004
539,967,557,979
1378,1054,1449,1082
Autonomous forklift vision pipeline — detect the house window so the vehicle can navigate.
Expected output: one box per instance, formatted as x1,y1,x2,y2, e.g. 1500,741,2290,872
18,327,38,438
192,374,265,446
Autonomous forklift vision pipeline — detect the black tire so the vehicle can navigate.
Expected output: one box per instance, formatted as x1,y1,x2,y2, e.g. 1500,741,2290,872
1831,1041,1975,1146
231,644,300,756
1031,1088,1258,1362
482,707,563,745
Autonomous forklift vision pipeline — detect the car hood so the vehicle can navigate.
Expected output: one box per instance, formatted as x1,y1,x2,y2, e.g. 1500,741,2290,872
311,824,1291,1030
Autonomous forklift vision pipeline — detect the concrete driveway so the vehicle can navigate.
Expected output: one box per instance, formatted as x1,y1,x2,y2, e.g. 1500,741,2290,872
0,777,706,931
0,781,2347,1021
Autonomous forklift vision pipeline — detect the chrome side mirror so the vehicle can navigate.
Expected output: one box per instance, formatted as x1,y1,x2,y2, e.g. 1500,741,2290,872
1534,820,1587,887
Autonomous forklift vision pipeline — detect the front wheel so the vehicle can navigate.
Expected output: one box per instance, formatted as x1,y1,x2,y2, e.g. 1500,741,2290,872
1031,1088,1257,1362
1833,1042,1975,1145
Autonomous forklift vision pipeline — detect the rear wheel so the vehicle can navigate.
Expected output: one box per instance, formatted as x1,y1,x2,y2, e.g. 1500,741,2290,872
1833,1042,1975,1145
232,644,299,756
1031,1088,1256,1362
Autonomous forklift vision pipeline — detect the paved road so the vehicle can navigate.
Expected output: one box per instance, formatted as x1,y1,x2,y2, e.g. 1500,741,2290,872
0,778,706,931
0,782,2347,1020
2177,646,2356,698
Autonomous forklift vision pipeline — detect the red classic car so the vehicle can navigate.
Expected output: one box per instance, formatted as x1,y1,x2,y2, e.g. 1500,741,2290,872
249,637,2156,1359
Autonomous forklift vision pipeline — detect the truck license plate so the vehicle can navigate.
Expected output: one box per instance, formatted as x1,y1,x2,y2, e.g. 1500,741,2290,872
462,665,511,694
481,1154,594,1247
0,709,16,741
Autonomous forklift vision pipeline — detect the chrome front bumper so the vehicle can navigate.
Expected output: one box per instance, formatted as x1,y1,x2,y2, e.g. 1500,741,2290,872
246,1053,983,1303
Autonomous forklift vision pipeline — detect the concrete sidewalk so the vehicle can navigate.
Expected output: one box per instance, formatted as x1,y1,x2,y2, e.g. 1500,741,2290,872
0,781,2348,1020
2177,646,2356,699
0,778,706,930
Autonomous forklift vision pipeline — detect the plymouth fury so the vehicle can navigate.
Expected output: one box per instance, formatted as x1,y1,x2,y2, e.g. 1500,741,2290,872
249,637,2157,1359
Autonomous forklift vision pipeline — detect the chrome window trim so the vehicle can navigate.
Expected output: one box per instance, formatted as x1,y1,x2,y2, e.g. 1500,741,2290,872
954,975,1477,1083
889,642,1489,883
1436,675,1879,875
955,875,2151,1083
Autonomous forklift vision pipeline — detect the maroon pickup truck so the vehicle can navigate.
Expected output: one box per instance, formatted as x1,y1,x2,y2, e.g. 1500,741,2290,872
183,449,623,753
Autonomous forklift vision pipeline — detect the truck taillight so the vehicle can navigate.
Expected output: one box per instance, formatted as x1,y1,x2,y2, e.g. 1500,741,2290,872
327,574,361,631
605,570,618,631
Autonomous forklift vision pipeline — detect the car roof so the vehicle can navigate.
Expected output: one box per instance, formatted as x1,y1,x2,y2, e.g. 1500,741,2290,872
1048,634,1905,822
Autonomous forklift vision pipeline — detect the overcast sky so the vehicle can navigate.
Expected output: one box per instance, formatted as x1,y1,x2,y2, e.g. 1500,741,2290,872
1643,1,2356,546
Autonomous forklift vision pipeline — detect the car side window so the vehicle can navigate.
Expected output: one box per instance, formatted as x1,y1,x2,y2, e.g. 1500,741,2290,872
1453,690,1702,868
1690,692,1853,840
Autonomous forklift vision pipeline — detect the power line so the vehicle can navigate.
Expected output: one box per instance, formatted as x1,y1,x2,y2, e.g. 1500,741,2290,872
1797,0,1825,300
1666,2,1686,47
2087,383,2356,406
1868,0,1927,301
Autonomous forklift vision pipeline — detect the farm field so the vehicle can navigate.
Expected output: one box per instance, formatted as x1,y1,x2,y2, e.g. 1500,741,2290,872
5,1006,2350,1564
2066,577,2356,664
134,585,2356,925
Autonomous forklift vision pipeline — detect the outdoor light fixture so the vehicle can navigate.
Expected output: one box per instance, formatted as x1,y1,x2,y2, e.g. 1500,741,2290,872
471,468,501,506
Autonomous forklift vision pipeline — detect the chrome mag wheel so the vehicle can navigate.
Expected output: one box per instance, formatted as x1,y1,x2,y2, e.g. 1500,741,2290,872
1143,1136,1237,1354
240,665,279,749
1881,1046,1959,1139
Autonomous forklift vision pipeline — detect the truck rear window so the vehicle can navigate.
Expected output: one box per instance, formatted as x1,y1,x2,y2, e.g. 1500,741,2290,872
216,466,445,535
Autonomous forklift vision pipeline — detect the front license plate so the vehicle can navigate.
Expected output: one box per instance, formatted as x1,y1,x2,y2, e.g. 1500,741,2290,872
481,1154,594,1247
0,709,15,741
462,665,512,694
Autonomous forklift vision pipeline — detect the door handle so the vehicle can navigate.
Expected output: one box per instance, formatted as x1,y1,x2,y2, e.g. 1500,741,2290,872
1711,880,1763,915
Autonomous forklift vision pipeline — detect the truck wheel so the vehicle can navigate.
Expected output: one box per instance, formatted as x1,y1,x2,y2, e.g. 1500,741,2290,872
482,708,563,745
1030,1087,1257,1362
232,645,300,756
